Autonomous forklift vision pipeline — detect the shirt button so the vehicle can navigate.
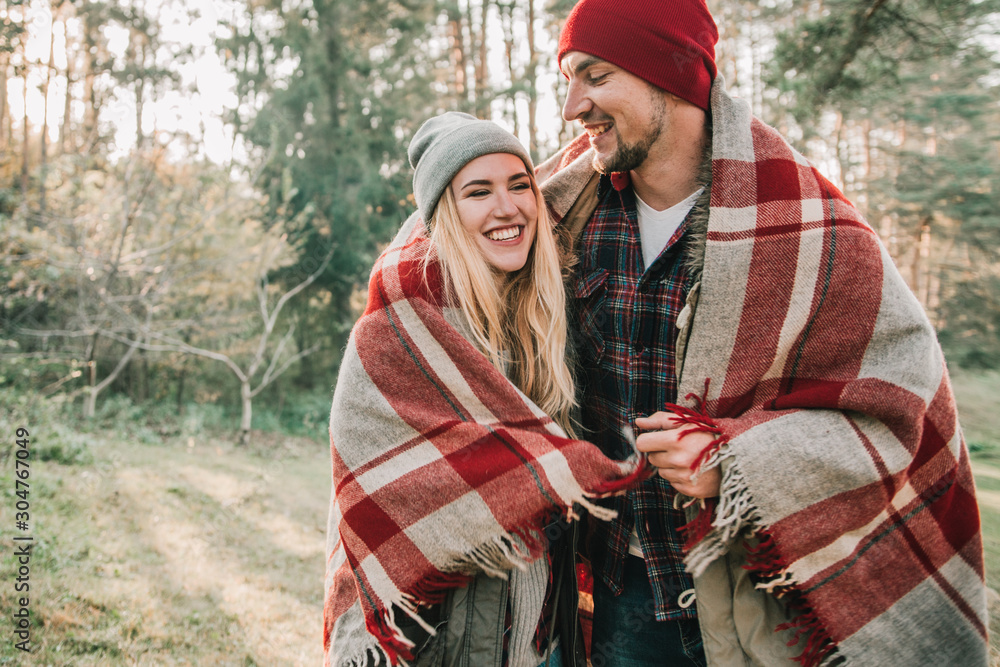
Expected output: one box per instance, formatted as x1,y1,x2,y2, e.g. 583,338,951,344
634,342,645,354
638,282,650,294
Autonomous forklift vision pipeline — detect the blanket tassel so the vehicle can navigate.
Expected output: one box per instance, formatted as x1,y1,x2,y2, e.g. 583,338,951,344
776,608,838,667
662,379,731,550
679,497,717,550
744,531,839,667
662,378,730,475
588,452,653,498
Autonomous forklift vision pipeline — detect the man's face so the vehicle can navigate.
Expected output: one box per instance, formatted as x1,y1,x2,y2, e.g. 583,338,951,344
560,51,668,174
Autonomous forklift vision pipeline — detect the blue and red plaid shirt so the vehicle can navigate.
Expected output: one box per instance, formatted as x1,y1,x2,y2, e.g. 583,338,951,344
572,173,697,622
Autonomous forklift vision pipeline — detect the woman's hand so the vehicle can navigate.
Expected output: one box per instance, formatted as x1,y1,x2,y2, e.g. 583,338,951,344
634,412,721,498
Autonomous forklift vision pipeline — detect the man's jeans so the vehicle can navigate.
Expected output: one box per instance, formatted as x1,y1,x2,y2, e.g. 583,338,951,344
590,556,706,667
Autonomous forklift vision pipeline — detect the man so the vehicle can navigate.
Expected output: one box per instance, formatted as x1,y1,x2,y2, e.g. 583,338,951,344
537,1,988,666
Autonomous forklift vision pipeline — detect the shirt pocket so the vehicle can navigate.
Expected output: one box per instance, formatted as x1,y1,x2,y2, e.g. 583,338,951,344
573,267,609,364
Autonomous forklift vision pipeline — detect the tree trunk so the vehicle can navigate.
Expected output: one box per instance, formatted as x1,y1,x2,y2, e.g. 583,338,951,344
0,52,8,152
84,388,98,419
40,12,56,218
20,34,30,199
238,381,252,446
61,30,73,155
474,0,490,117
911,217,931,304
447,4,468,104
83,338,141,418
526,0,538,160
175,360,187,415
132,33,146,149
82,22,98,151
139,348,149,402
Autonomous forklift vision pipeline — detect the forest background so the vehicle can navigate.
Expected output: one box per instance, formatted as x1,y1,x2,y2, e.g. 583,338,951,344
1,0,1000,664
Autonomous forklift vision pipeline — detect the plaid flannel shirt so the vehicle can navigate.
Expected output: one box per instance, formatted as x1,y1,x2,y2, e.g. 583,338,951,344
573,173,697,622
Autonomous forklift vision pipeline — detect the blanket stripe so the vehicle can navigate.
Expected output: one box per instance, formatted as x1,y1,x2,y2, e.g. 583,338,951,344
324,215,648,666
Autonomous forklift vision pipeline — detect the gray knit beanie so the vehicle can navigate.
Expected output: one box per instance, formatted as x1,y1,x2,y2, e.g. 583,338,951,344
409,112,533,225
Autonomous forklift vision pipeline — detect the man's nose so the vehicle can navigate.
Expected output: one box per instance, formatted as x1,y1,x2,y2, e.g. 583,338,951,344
562,78,591,122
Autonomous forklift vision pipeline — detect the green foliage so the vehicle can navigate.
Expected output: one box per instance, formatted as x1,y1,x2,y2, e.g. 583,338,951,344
0,387,73,441
767,0,1000,125
218,0,455,388
34,430,94,465
763,0,1000,369
248,387,331,439
951,370,1000,452
938,275,1000,370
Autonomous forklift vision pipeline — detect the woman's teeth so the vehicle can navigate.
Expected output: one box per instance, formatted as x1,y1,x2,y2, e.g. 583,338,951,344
486,227,521,241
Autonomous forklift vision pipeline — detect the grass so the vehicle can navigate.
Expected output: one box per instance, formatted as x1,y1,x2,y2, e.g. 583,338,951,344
950,368,1000,665
0,370,997,665
953,369,1000,453
0,425,329,666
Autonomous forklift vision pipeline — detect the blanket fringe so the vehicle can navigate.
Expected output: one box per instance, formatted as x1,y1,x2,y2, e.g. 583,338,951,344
679,497,717,549
339,642,397,667
776,607,838,667
587,451,653,500
456,531,538,578
366,605,417,666
364,529,543,663
743,529,841,667
682,442,761,578
664,379,754,569
663,378,729,477
365,528,543,664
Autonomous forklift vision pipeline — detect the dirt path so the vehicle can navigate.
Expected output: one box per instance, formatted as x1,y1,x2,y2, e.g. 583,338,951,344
0,432,331,665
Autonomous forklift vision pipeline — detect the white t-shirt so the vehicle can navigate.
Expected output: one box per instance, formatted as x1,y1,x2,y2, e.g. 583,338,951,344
628,187,703,559
635,188,703,271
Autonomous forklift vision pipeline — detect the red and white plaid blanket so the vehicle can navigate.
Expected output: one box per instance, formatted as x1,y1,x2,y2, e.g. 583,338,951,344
322,216,647,667
540,80,987,666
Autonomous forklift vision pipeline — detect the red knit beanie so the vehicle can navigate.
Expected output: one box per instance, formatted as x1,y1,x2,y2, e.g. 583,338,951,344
558,0,718,111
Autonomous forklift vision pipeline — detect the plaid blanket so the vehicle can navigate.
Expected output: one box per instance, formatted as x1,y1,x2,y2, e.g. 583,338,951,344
323,214,647,667
540,79,987,666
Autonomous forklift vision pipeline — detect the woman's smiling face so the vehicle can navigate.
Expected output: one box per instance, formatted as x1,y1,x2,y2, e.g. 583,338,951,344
450,153,538,274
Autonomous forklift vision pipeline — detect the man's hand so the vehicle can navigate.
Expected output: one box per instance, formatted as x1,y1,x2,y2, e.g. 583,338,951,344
634,411,721,498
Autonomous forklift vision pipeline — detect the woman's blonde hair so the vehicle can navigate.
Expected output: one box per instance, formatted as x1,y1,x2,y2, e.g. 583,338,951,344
427,176,577,435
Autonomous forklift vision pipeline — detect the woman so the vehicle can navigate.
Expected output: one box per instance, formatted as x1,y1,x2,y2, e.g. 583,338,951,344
323,113,645,667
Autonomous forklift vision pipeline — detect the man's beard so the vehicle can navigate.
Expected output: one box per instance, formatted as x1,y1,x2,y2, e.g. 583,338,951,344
591,91,667,175
593,134,658,174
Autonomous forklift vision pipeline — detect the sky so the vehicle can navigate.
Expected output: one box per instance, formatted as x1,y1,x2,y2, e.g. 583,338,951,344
10,0,565,166
10,0,242,163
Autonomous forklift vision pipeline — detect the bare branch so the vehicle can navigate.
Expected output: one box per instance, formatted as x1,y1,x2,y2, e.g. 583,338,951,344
248,243,335,378
20,327,99,338
91,336,141,394
98,328,248,382
250,341,320,398
0,352,77,361
118,217,209,264
257,273,270,326
267,243,336,330
41,369,84,395
258,323,295,388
